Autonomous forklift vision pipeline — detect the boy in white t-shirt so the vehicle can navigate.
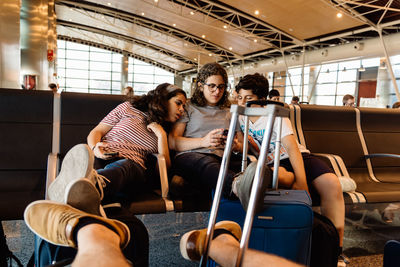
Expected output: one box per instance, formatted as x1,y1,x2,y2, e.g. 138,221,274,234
235,74,346,265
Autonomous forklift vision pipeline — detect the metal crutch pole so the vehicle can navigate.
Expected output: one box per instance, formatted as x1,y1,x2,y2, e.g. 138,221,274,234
241,115,250,171
199,106,239,267
272,116,283,190
235,111,277,267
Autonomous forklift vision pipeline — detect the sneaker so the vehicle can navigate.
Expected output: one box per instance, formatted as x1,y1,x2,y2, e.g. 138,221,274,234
232,161,272,213
65,178,102,216
24,200,130,248
180,221,242,261
48,144,109,204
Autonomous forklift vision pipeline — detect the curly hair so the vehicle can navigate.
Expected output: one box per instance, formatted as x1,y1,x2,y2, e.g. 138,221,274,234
235,73,269,99
191,62,230,108
130,83,186,127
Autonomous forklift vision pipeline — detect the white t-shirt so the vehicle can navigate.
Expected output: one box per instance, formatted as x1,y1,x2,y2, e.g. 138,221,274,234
238,115,309,163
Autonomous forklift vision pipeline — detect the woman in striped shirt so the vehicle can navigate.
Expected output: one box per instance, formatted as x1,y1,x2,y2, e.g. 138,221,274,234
87,83,186,202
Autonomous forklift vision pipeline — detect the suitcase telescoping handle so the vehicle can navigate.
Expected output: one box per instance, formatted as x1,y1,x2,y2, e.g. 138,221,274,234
200,103,289,267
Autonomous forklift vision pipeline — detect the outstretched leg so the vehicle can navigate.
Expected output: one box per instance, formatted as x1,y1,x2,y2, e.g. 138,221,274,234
312,173,345,247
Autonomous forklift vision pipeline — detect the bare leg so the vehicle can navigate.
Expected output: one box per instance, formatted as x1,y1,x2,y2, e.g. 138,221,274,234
272,167,295,188
72,224,131,267
312,173,345,246
209,234,304,267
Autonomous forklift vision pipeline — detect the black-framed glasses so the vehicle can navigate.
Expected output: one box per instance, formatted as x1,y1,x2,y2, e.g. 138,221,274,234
203,83,228,92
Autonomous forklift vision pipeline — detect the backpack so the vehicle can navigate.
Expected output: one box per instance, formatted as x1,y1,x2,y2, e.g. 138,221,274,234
310,212,340,267
28,206,149,267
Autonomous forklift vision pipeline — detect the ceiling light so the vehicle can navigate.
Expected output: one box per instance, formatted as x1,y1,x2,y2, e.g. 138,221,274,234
289,28,293,32
194,58,197,61
190,11,194,15
202,35,206,38
107,2,111,6
223,25,227,29
254,10,259,15
337,13,342,18
154,0,158,2
208,53,212,57
359,65,366,72
254,39,257,43
173,23,176,27
229,47,232,50
141,12,145,16
184,43,188,46
148,40,152,43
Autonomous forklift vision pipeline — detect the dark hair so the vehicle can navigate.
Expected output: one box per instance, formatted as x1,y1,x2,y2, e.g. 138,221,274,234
392,101,400,109
191,63,230,108
235,73,269,99
268,89,280,99
342,94,354,105
48,83,57,89
130,83,186,127
292,96,299,102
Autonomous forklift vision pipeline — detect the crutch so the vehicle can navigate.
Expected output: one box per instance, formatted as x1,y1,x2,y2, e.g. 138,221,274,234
199,103,289,267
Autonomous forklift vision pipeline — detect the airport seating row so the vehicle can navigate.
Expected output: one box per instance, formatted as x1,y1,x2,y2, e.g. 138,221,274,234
1,88,400,220
0,88,210,220
291,104,400,204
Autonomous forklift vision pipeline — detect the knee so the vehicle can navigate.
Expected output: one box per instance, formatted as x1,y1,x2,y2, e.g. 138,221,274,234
314,173,343,198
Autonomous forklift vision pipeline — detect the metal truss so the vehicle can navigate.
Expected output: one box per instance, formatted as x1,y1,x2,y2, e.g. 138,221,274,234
55,0,238,61
58,20,197,68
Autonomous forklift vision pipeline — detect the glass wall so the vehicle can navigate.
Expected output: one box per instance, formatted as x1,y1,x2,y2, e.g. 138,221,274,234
273,57,387,105
57,40,174,95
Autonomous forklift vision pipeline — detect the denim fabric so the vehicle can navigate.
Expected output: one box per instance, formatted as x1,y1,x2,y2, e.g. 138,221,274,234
173,152,242,198
94,157,147,201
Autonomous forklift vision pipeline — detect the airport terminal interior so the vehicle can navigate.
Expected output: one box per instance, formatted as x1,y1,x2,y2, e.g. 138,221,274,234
1,0,400,266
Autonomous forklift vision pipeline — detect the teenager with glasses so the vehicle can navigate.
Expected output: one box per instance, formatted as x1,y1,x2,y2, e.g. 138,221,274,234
168,62,244,198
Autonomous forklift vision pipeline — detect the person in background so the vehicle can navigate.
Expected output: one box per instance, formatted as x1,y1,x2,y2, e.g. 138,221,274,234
291,96,300,105
48,83,58,93
123,86,134,97
392,101,400,109
342,94,355,107
268,89,280,101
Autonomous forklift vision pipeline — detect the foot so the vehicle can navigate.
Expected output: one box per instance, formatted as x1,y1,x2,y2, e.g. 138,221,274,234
24,200,130,248
65,178,103,216
180,221,242,261
48,144,95,202
232,161,272,212
48,144,108,210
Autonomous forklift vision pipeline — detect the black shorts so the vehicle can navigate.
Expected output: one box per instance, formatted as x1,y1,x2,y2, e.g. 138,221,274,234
273,153,334,205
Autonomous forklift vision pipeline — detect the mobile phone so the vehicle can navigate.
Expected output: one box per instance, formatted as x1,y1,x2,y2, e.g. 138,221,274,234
222,129,229,136
104,152,119,157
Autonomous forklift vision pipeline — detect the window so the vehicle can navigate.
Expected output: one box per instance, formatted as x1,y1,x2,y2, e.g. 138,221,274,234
57,40,175,95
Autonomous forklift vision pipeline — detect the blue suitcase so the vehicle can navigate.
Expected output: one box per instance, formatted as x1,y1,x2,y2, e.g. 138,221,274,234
210,190,313,266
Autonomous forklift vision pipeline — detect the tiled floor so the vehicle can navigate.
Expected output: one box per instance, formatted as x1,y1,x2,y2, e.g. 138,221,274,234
4,204,400,266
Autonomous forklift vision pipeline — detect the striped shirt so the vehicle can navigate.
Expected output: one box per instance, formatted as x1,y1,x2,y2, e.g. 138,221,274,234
100,101,158,169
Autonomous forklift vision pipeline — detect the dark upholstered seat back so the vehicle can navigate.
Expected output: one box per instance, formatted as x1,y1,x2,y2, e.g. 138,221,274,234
0,89,53,219
299,104,367,171
59,92,125,157
359,107,400,183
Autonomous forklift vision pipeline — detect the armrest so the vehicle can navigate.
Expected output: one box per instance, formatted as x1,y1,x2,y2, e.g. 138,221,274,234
153,153,169,199
365,153,400,159
45,153,59,200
